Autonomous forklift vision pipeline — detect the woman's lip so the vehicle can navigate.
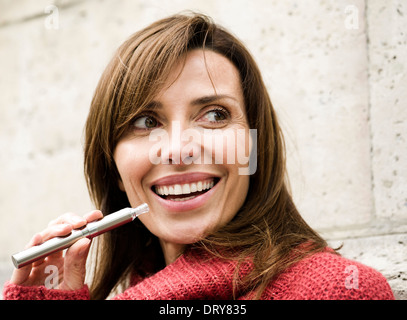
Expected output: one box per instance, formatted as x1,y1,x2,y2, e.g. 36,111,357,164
150,172,220,187
150,177,221,212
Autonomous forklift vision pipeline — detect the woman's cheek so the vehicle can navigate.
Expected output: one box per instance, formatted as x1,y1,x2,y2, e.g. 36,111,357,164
200,127,252,170
114,138,153,199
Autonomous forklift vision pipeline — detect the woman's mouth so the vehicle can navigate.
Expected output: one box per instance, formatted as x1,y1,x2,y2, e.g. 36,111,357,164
153,178,219,202
149,173,221,212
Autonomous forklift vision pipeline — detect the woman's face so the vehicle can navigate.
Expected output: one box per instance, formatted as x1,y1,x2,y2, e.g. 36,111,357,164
114,49,250,262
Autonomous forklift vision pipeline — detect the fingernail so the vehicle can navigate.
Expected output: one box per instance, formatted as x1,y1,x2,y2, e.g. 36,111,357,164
72,216,86,224
55,224,69,232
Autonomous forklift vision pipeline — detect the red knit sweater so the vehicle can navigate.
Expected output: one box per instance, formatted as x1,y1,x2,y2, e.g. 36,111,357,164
3,248,394,300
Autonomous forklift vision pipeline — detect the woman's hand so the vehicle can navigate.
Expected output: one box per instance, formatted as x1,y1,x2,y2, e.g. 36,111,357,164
10,210,103,291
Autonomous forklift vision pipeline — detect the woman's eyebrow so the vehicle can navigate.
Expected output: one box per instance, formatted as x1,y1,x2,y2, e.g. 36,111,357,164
144,94,238,110
143,100,163,110
190,94,238,106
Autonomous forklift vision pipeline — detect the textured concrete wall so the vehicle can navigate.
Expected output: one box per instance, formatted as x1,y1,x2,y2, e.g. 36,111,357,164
0,0,406,299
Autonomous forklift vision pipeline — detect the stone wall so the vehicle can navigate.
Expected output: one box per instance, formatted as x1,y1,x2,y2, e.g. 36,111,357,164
0,0,406,299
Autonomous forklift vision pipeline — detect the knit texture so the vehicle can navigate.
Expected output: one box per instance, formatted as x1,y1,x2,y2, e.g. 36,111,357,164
3,247,394,300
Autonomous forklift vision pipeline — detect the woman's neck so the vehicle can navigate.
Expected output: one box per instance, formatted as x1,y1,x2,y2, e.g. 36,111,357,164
159,239,186,265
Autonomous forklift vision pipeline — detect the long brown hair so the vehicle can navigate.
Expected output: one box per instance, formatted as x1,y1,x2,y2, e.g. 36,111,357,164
84,12,328,300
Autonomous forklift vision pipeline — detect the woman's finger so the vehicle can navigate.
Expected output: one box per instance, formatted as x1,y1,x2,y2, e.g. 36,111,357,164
48,212,87,229
58,237,91,291
48,210,102,229
10,233,43,284
83,210,103,223
38,223,73,243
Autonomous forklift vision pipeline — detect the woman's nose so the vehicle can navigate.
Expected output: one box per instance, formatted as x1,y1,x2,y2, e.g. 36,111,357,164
161,121,202,165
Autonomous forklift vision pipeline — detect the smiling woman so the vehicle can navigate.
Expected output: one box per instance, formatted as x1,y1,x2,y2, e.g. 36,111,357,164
3,12,394,301
112,49,251,264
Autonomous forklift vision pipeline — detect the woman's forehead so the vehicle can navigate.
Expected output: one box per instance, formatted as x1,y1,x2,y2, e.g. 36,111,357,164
151,50,244,105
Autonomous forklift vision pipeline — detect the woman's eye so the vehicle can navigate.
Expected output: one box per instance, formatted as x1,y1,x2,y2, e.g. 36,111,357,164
132,116,160,130
201,109,229,123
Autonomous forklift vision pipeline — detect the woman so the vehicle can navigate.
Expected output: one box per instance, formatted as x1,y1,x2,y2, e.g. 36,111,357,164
3,13,394,300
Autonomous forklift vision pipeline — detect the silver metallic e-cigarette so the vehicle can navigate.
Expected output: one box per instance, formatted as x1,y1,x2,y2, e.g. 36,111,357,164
11,203,149,269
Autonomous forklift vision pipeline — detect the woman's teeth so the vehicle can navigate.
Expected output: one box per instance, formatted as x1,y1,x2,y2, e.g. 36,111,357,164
154,179,215,200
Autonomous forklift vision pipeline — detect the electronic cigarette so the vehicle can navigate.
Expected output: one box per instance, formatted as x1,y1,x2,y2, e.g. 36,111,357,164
11,203,149,269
